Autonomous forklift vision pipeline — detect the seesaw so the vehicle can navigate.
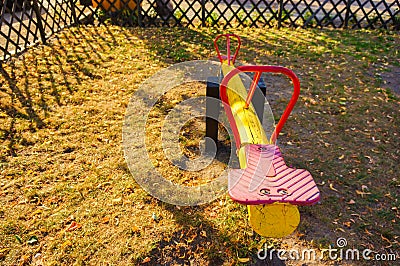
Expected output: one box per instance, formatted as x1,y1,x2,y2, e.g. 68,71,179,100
214,34,320,237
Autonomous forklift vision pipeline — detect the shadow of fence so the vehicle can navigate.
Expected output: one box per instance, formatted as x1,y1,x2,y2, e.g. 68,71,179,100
0,25,116,159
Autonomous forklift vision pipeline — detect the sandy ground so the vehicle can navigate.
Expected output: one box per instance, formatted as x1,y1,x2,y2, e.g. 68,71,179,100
380,65,400,95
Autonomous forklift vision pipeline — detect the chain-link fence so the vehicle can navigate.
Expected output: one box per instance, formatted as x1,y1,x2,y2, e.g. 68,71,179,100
1,0,399,61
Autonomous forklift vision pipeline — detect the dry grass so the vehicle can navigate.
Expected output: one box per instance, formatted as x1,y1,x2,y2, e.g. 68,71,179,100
0,25,399,265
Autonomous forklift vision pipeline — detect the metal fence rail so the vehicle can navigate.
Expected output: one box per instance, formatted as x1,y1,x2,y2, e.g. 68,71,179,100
1,0,399,61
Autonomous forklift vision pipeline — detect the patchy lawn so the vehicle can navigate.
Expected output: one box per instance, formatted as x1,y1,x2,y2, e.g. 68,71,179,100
0,26,399,265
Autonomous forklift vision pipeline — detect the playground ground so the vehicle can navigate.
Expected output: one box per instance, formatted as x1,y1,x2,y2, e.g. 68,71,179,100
0,26,399,265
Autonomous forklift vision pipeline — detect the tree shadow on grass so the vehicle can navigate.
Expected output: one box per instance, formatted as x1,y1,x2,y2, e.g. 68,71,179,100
138,202,286,266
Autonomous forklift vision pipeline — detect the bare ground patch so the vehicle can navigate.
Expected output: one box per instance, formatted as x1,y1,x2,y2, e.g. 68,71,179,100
379,65,400,95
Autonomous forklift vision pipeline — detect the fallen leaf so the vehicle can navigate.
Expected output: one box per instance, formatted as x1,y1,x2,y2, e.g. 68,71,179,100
0,248,9,260
125,185,135,193
365,229,373,236
96,182,111,189
66,221,81,232
356,190,371,197
15,235,23,244
113,197,122,204
361,185,369,191
61,240,72,249
30,209,43,217
347,199,356,204
384,193,393,199
27,236,38,245
237,257,250,263
142,257,151,263
329,183,338,192
381,235,391,244
131,225,140,233
114,217,120,226
18,255,30,266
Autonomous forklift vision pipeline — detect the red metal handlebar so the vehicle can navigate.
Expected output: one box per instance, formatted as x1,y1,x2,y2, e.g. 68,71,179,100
220,65,300,149
214,34,241,65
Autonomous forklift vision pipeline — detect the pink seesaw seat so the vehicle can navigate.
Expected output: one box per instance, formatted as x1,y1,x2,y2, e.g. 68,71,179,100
228,144,320,206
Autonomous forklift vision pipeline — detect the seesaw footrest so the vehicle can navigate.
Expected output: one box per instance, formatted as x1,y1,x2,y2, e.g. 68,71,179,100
228,144,320,206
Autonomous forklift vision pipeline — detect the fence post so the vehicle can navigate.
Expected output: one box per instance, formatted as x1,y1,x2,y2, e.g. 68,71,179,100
137,0,143,27
32,0,47,44
201,0,206,27
344,0,352,28
69,0,79,25
277,0,283,29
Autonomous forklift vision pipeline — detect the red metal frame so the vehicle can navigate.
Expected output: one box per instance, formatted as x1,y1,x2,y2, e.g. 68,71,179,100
220,65,300,149
214,34,241,65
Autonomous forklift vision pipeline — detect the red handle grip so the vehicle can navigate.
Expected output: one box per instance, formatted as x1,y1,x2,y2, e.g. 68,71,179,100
214,34,241,66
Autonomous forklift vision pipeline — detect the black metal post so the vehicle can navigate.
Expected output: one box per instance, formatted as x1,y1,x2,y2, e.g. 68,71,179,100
205,77,220,152
278,0,283,29
69,0,79,25
32,0,47,44
137,0,143,27
201,0,206,27
344,0,352,29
